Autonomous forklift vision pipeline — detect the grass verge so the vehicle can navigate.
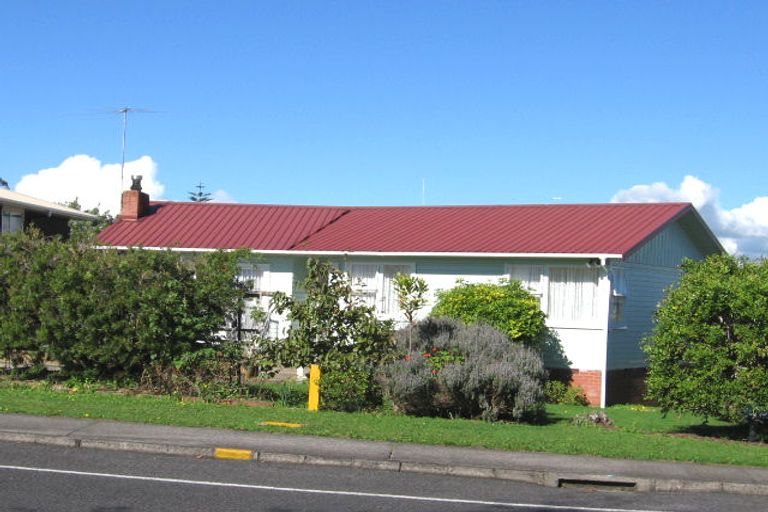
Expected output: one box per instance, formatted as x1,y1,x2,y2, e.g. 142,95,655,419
0,381,766,467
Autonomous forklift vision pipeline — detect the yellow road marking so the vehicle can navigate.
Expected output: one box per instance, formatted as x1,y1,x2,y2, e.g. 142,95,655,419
259,421,303,428
214,448,253,460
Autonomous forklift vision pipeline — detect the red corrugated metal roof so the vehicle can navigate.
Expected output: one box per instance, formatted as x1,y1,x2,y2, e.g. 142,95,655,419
98,202,349,250
294,203,693,255
99,201,695,257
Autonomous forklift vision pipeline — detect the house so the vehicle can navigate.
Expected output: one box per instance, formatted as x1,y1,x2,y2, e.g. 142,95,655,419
0,188,97,237
99,177,723,406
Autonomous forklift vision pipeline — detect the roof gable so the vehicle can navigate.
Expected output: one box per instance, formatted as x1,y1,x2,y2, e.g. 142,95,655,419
98,201,717,258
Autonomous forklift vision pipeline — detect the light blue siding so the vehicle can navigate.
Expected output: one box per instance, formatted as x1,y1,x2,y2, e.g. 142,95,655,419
606,262,680,370
626,221,703,268
607,220,713,370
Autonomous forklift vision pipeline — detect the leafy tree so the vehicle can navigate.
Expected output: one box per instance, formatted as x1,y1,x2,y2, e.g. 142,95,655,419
262,258,395,411
644,254,768,440
393,272,428,352
189,182,213,202
393,272,428,325
431,279,546,347
64,199,114,244
265,258,394,370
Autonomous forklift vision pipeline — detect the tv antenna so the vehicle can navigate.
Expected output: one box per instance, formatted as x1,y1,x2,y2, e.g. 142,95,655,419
114,107,157,189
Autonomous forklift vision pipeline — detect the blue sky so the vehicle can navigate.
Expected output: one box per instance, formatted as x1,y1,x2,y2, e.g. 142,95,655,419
2,1,767,253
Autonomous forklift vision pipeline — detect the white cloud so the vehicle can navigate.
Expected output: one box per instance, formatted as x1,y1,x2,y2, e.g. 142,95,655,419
612,175,768,257
210,189,237,203
14,154,164,216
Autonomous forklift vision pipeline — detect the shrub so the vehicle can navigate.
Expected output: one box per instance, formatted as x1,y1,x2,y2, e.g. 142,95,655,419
431,280,546,347
382,318,546,422
544,380,589,406
319,363,383,412
0,230,247,382
644,254,768,440
140,342,251,402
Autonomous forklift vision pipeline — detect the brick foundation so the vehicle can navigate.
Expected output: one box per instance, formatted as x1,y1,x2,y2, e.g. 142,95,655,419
605,368,649,406
570,370,602,406
547,368,603,406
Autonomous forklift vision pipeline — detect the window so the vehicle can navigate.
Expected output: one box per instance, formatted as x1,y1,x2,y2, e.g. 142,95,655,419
609,268,628,324
508,264,544,297
1,208,23,234
547,267,600,323
238,263,270,294
234,264,271,339
348,263,412,317
381,264,411,315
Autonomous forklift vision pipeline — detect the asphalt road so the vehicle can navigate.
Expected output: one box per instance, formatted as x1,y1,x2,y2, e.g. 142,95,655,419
0,441,765,512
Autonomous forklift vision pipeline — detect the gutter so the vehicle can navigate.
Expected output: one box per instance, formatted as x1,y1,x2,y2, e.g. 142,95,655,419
97,246,622,262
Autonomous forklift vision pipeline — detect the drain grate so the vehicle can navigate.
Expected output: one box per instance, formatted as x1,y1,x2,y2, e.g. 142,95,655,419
558,478,637,492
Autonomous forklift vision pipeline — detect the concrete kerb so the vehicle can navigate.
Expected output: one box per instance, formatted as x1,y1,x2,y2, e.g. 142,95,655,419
2,431,768,497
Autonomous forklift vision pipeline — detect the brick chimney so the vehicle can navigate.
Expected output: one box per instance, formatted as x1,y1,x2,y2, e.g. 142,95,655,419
120,175,150,221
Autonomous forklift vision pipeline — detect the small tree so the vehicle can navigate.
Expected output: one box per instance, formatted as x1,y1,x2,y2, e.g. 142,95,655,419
189,182,213,202
266,258,394,369
263,258,394,410
431,279,546,347
645,254,768,441
393,272,428,352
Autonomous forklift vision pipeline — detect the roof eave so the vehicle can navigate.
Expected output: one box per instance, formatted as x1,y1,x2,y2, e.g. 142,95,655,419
97,245,622,261
1,198,98,221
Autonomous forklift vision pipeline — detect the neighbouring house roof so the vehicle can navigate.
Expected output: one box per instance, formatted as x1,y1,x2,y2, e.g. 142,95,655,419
98,201,722,258
0,189,97,221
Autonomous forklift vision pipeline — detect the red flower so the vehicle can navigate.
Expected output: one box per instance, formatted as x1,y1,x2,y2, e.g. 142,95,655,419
404,354,412,361
431,369,438,375
422,353,431,358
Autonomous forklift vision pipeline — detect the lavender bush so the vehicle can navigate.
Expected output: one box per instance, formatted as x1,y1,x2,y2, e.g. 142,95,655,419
382,318,546,422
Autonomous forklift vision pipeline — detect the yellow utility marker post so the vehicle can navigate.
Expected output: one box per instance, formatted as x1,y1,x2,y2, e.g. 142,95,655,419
307,364,321,411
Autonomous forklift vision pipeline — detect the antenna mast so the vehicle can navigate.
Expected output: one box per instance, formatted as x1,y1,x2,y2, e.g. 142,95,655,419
114,106,156,192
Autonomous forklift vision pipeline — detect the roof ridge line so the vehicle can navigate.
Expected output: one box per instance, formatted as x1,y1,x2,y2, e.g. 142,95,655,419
288,208,353,250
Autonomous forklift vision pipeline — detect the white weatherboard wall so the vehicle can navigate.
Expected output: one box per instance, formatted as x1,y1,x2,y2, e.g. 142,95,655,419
340,256,611,378
260,254,621,404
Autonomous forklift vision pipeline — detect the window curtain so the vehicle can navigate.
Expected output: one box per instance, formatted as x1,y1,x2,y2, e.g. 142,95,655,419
349,264,379,308
547,267,599,322
508,264,544,296
380,265,411,315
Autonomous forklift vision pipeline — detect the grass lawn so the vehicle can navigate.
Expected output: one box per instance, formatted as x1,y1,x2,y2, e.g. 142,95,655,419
1,380,766,467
